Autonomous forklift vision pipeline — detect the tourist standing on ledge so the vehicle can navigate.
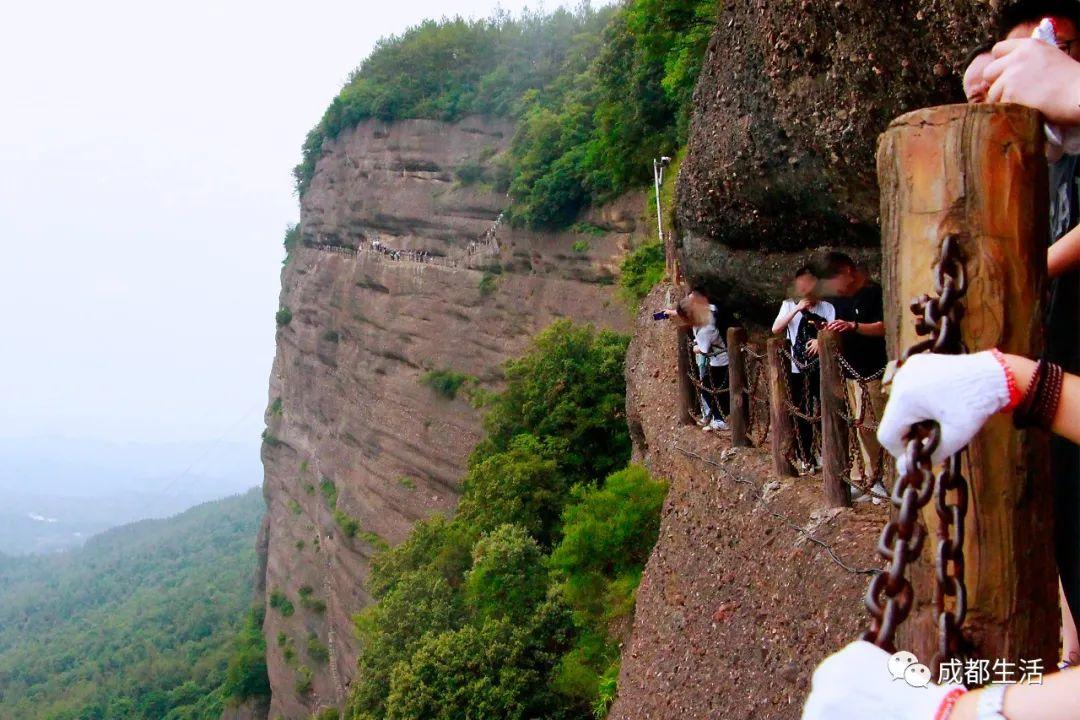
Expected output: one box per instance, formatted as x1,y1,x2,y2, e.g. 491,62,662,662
772,266,835,474
821,252,888,500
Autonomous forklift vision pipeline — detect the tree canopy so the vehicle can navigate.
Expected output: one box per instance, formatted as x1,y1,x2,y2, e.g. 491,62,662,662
294,1,717,229
345,321,667,720
0,489,266,720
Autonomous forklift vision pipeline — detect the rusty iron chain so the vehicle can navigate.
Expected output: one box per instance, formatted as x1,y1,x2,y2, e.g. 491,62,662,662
863,234,971,673
741,345,771,445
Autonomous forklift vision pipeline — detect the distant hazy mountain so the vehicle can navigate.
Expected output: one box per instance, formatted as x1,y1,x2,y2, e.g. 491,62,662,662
0,436,261,555
0,488,266,720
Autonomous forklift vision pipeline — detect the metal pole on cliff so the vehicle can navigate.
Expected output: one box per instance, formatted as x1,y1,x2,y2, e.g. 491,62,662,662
726,327,750,447
817,330,851,509
653,156,670,246
878,104,1056,669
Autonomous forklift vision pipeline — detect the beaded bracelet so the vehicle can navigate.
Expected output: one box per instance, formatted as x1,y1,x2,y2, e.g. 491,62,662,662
1014,358,1065,430
934,688,967,720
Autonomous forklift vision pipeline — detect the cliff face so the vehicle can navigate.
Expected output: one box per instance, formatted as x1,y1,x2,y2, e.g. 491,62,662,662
258,116,638,719
676,0,994,319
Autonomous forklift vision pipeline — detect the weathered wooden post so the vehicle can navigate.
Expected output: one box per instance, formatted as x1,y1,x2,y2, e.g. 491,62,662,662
727,327,750,447
766,337,797,477
879,104,1055,667
676,329,695,426
817,330,852,508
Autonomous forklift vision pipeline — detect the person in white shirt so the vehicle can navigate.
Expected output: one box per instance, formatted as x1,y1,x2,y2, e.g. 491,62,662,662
668,291,730,431
686,292,730,432
772,267,836,471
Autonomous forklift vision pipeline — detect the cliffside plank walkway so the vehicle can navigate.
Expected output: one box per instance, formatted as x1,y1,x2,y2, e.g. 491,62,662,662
305,212,505,272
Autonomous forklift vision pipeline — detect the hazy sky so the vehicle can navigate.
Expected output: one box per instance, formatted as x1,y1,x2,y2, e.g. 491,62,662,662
0,0,585,452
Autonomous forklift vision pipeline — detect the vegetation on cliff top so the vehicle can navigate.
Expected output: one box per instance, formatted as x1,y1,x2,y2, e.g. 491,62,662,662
294,1,716,229
0,489,266,720
344,320,667,719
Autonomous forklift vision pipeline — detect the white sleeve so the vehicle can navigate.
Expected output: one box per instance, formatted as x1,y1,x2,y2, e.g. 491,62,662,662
821,301,837,323
694,326,718,354
774,300,794,330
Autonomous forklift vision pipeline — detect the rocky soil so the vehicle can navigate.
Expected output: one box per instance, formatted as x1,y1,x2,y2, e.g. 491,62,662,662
611,284,890,719
258,117,641,719
677,0,998,319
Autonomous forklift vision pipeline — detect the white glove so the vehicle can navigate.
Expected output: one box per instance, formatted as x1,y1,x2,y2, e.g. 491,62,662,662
876,352,1012,473
802,641,965,720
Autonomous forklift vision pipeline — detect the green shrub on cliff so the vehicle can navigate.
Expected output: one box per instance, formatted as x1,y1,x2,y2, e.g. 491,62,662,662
344,321,666,720
618,240,666,306
420,368,472,400
295,664,314,695
294,2,716,230
222,605,271,704
334,509,361,539
269,589,295,617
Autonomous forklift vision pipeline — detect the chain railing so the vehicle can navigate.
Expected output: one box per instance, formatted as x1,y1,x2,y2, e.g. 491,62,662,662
700,333,884,482
862,234,971,675
837,355,888,497
741,344,771,446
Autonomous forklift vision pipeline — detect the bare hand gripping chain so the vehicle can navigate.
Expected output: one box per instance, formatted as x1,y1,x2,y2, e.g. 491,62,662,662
863,234,971,676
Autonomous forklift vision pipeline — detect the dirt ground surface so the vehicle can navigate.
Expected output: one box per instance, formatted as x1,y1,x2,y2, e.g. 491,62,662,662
611,285,892,720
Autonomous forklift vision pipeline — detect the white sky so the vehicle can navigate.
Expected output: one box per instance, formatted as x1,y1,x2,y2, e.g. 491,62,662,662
0,0,592,449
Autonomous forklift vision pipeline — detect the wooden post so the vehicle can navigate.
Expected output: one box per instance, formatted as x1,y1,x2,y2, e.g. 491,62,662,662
766,337,797,477
817,330,851,508
879,104,1055,667
727,327,750,447
676,329,695,426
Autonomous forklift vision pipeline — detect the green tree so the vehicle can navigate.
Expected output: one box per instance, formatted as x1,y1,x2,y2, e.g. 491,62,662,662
476,319,631,485
548,465,668,706
383,615,569,720
464,525,548,624
343,324,665,720
0,490,265,720
456,435,566,544
349,568,467,719
222,605,270,703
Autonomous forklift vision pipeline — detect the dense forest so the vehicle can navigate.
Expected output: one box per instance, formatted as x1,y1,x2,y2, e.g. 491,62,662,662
294,0,716,228
343,320,667,719
0,489,267,720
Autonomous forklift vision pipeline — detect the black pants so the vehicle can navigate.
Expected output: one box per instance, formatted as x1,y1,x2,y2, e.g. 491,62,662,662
789,370,819,464
1048,272,1080,627
1054,429,1080,628
702,364,729,420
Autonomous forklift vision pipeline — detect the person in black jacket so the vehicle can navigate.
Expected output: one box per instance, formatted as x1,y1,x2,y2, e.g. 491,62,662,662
821,252,888,499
